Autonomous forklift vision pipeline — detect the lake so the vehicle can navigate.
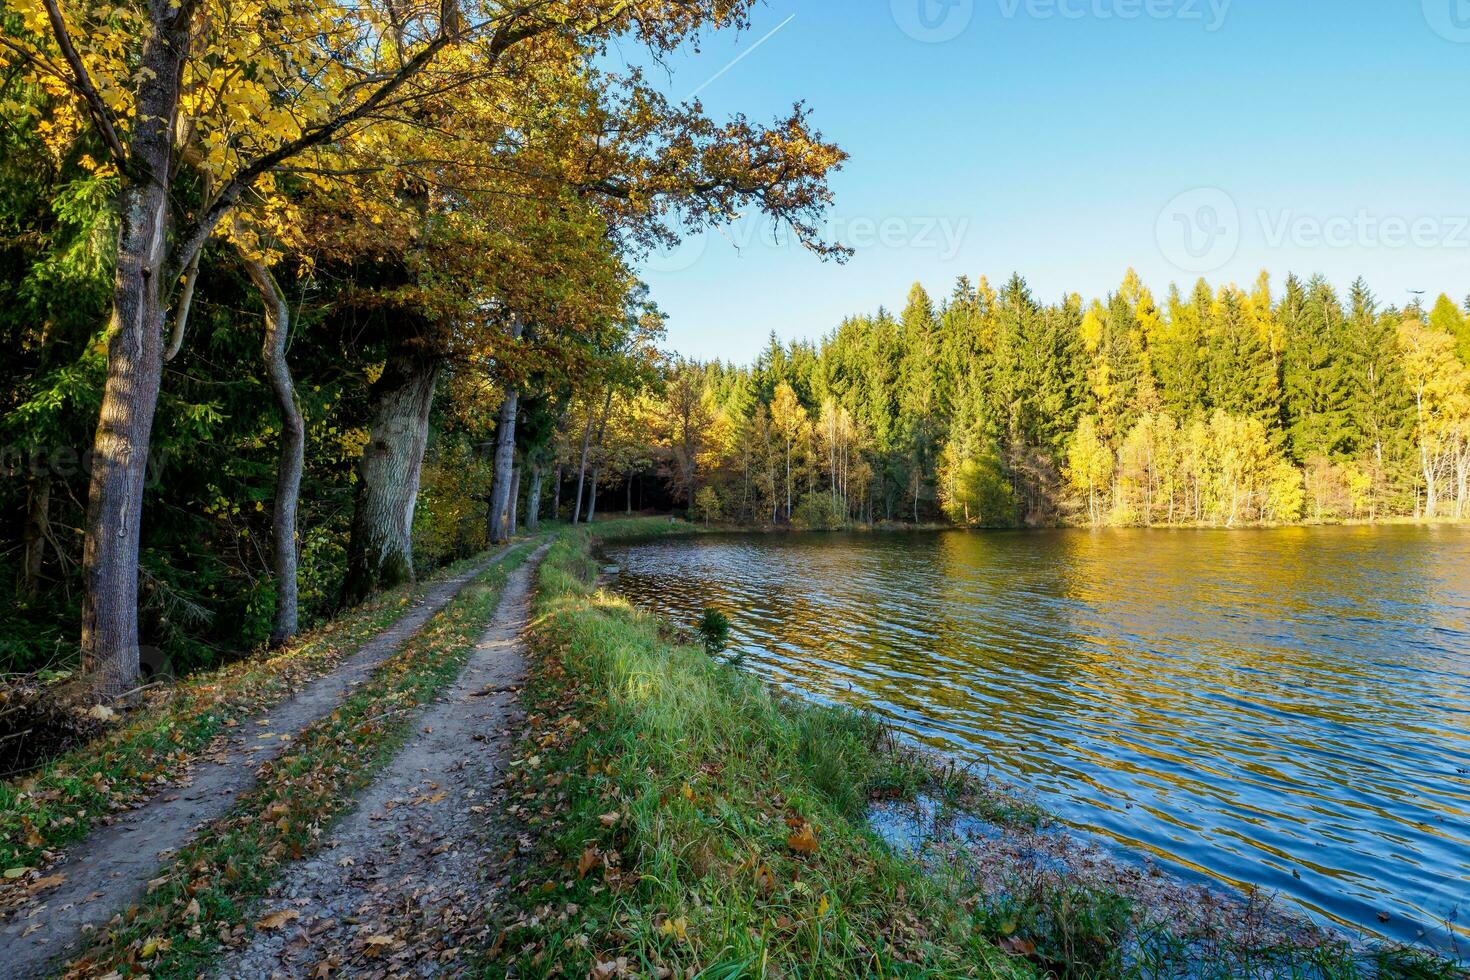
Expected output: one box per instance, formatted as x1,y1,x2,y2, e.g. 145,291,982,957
602,526,1470,952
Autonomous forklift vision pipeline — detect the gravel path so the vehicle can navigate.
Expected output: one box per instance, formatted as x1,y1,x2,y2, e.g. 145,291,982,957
0,549,511,980
213,542,546,979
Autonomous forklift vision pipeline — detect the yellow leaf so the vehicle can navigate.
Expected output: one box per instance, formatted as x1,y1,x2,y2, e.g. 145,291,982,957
817,895,830,916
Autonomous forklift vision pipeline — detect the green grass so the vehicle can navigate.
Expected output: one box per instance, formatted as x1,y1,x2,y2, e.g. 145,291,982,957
59,544,533,978
0,551,493,874
484,524,1026,978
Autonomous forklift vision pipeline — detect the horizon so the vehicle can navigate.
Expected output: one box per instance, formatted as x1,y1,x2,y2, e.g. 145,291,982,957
621,1,1470,362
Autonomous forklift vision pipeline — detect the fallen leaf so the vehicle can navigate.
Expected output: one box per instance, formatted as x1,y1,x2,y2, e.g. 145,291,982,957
578,846,600,879
29,873,65,893
255,909,300,930
598,811,620,828
4,867,31,879
817,895,830,916
786,822,819,855
679,783,694,802
87,705,117,722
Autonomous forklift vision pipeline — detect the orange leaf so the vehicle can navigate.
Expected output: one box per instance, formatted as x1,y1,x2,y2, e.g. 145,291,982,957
255,909,300,930
786,822,819,855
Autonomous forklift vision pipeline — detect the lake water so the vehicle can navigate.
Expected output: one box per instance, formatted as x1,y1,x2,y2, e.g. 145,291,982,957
602,527,1470,952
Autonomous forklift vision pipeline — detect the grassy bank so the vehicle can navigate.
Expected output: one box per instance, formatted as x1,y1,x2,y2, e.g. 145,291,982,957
63,543,533,978
486,521,1465,980
487,522,1025,977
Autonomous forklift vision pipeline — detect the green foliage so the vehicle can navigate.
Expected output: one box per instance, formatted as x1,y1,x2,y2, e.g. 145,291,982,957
792,489,845,529
696,607,730,657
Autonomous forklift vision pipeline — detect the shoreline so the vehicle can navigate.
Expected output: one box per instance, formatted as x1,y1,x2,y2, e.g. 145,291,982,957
490,520,1466,978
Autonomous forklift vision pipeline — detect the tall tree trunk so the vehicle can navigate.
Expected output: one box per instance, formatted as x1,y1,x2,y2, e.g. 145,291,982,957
508,464,521,534
342,344,439,606
626,478,633,514
487,390,520,543
526,464,543,530
552,465,563,522
19,474,50,600
585,389,614,525
82,168,175,693
243,256,304,648
571,402,596,525
485,317,526,544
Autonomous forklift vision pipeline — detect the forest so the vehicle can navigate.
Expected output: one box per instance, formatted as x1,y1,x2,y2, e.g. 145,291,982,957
631,272,1470,532
0,0,852,688
3,0,1469,694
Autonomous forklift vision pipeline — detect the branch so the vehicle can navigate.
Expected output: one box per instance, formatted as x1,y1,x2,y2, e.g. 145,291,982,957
38,0,128,170
163,247,203,361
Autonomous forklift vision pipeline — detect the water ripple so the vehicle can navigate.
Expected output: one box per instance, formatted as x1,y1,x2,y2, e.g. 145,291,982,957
605,526,1470,952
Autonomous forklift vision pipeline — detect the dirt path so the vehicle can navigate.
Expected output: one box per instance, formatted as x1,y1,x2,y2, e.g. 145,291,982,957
212,542,545,979
0,549,512,980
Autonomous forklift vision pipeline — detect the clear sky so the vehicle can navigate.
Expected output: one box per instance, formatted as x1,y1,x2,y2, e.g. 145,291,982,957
607,1,1470,363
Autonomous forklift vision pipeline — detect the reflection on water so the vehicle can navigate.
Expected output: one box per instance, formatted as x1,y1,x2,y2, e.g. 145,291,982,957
603,526,1470,951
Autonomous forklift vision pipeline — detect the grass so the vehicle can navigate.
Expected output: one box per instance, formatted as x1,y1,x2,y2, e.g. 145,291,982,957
64,542,534,978
0,551,493,876
482,523,1026,978
482,520,1467,980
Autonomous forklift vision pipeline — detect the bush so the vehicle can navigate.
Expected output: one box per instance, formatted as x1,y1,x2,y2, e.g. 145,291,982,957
792,490,846,529
692,485,722,524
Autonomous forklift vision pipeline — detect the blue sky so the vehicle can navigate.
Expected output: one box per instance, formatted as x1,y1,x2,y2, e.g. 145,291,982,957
607,1,1470,362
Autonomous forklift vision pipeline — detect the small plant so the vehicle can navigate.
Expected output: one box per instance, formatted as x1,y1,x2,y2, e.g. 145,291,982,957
696,607,731,658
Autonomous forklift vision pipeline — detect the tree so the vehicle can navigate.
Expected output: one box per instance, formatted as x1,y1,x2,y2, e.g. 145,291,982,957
1067,416,1113,525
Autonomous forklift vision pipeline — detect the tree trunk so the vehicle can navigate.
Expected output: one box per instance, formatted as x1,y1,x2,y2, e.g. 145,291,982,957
585,388,614,525
78,0,195,695
571,403,596,524
508,464,521,534
552,465,563,522
526,464,543,530
19,474,50,600
626,478,633,514
342,344,439,606
243,256,304,648
487,388,520,544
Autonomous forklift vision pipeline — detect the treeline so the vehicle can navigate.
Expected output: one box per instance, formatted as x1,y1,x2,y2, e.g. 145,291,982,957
596,272,1470,529
0,0,847,685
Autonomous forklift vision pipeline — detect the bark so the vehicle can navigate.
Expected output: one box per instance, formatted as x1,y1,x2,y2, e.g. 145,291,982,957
552,465,563,522
19,475,50,600
526,464,543,530
243,256,304,648
508,464,521,534
485,317,525,544
585,389,614,525
571,404,596,524
80,10,192,694
486,388,520,543
342,344,440,606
